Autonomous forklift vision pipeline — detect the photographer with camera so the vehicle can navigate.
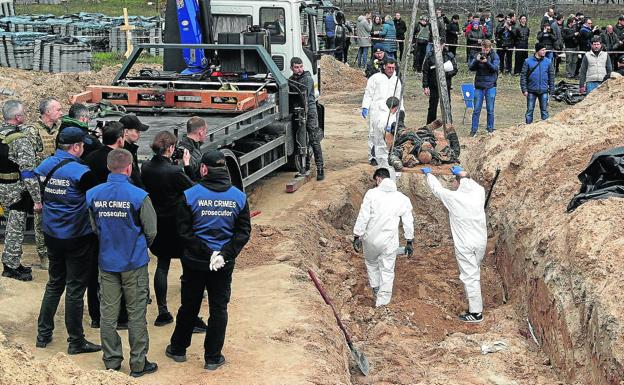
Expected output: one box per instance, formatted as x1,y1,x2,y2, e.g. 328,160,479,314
141,131,206,330
468,39,500,136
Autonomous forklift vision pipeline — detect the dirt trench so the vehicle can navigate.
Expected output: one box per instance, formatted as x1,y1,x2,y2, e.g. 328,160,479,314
462,77,624,385
248,164,566,385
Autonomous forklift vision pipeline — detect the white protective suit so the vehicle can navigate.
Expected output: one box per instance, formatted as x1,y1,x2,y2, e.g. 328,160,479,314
361,71,403,163
370,104,396,173
426,174,488,313
353,178,414,307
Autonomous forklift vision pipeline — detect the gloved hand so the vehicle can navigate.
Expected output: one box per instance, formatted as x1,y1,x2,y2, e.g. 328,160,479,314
450,165,464,175
353,236,362,253
209,251,225,271
404,240,413,258
421,167,432,174
361,108,368,119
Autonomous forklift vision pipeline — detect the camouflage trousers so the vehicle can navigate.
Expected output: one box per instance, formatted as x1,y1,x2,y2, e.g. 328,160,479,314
0,182,27,270
34,211,47,260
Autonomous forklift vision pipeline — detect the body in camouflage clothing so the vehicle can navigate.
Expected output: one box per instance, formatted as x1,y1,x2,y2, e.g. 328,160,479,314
0,119,42,278
25,118,59,267
389,120,460,170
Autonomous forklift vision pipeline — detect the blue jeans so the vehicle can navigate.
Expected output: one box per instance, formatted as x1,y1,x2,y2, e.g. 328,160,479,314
525,92,549,124
357,46,369,67
471,87,496,133
586,81,601,94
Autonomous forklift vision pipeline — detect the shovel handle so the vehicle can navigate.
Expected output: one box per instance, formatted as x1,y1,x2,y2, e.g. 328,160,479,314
308,269,354,345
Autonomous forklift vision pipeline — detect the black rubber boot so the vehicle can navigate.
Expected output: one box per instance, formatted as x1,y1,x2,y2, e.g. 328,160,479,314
316,168,325,181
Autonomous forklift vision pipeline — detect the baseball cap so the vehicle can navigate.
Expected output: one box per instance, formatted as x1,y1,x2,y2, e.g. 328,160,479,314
58,126,92,145
201,150,226,167
119,114,149,131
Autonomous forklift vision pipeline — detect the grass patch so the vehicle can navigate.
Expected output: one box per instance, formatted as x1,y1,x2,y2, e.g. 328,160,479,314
92,51,162,71
15,0,162,17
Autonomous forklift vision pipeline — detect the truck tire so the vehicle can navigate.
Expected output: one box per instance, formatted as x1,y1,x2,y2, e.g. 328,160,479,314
221,149,244,192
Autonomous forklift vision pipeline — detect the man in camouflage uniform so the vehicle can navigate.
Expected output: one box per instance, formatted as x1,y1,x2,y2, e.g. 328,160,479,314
0,100,42,281
25,98,61,270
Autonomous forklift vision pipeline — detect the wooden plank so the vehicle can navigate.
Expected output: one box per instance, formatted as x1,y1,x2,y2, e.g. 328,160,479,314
286,174,311,193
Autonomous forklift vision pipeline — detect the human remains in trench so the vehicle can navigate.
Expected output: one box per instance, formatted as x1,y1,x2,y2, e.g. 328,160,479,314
422,166,487,323
352,167,414,307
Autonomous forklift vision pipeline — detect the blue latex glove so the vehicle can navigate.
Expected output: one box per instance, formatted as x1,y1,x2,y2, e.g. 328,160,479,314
421,167,432,174
450,165,464,175
361,108,368,119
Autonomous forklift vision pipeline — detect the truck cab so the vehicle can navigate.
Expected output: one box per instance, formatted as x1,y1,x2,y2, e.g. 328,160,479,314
211,0,320,81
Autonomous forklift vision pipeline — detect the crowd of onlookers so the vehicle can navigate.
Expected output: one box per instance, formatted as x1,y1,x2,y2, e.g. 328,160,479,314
324,7,624,78
338,8,624,134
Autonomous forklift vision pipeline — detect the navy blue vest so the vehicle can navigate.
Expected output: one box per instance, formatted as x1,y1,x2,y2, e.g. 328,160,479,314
183,184,246,251
87,173,149,273
35,150,92,239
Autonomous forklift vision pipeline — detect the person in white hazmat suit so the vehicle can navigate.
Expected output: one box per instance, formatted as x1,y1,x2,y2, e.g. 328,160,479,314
422,165,487,323
361,58,404,166
352,167,414,307
370,97,400,173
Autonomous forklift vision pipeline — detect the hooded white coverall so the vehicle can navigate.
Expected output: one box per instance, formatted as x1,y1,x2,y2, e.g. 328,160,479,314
361,71,403,163
426,174,487,313
353,178,414,307
370,104,395,172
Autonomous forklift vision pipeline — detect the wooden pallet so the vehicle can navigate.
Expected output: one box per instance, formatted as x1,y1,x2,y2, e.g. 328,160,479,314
70,85,268,112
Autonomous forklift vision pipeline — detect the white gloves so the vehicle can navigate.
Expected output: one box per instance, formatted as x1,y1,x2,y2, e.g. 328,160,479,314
209,251,226,271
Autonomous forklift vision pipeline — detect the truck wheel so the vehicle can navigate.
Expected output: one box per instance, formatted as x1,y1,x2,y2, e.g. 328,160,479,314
221,149,244,192
285,144,312,174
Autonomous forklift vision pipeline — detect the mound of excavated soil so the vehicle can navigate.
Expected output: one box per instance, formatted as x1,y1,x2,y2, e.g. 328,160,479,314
0,331,137,385
465,77,624,384
0,65,160,121
319,55,367,94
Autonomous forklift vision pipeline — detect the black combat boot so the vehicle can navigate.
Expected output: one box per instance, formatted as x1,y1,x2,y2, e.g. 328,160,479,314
2,264,32,281
316,168,325,181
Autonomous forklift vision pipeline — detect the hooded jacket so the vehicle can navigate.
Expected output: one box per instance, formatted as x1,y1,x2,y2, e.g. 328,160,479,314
356,15,372,47
353,177,414,257
426,174,487,251
379,20,398,53
176,167,251,271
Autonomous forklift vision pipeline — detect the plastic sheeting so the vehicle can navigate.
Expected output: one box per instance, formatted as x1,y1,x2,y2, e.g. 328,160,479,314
567,146,624,212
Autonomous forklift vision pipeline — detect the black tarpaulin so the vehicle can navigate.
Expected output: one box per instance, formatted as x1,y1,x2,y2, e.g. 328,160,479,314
567,146,624,212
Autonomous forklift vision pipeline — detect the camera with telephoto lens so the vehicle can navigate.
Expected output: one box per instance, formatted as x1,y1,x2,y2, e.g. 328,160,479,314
171,145,185,161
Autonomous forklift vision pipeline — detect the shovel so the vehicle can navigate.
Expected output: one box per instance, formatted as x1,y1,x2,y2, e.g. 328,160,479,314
307,269,370,376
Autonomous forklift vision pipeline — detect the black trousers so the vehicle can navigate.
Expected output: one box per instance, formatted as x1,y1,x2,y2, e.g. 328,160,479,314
514,48,528,74
155,256,172,314
427,82,452,124
448,43,457,56
398,41,405,61
87,252,100,323
497,48,513,73
413,42,428,71
38,233,97,346
170,263,234,363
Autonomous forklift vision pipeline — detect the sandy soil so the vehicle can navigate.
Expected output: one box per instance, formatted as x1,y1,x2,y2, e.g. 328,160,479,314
0,57,585,384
